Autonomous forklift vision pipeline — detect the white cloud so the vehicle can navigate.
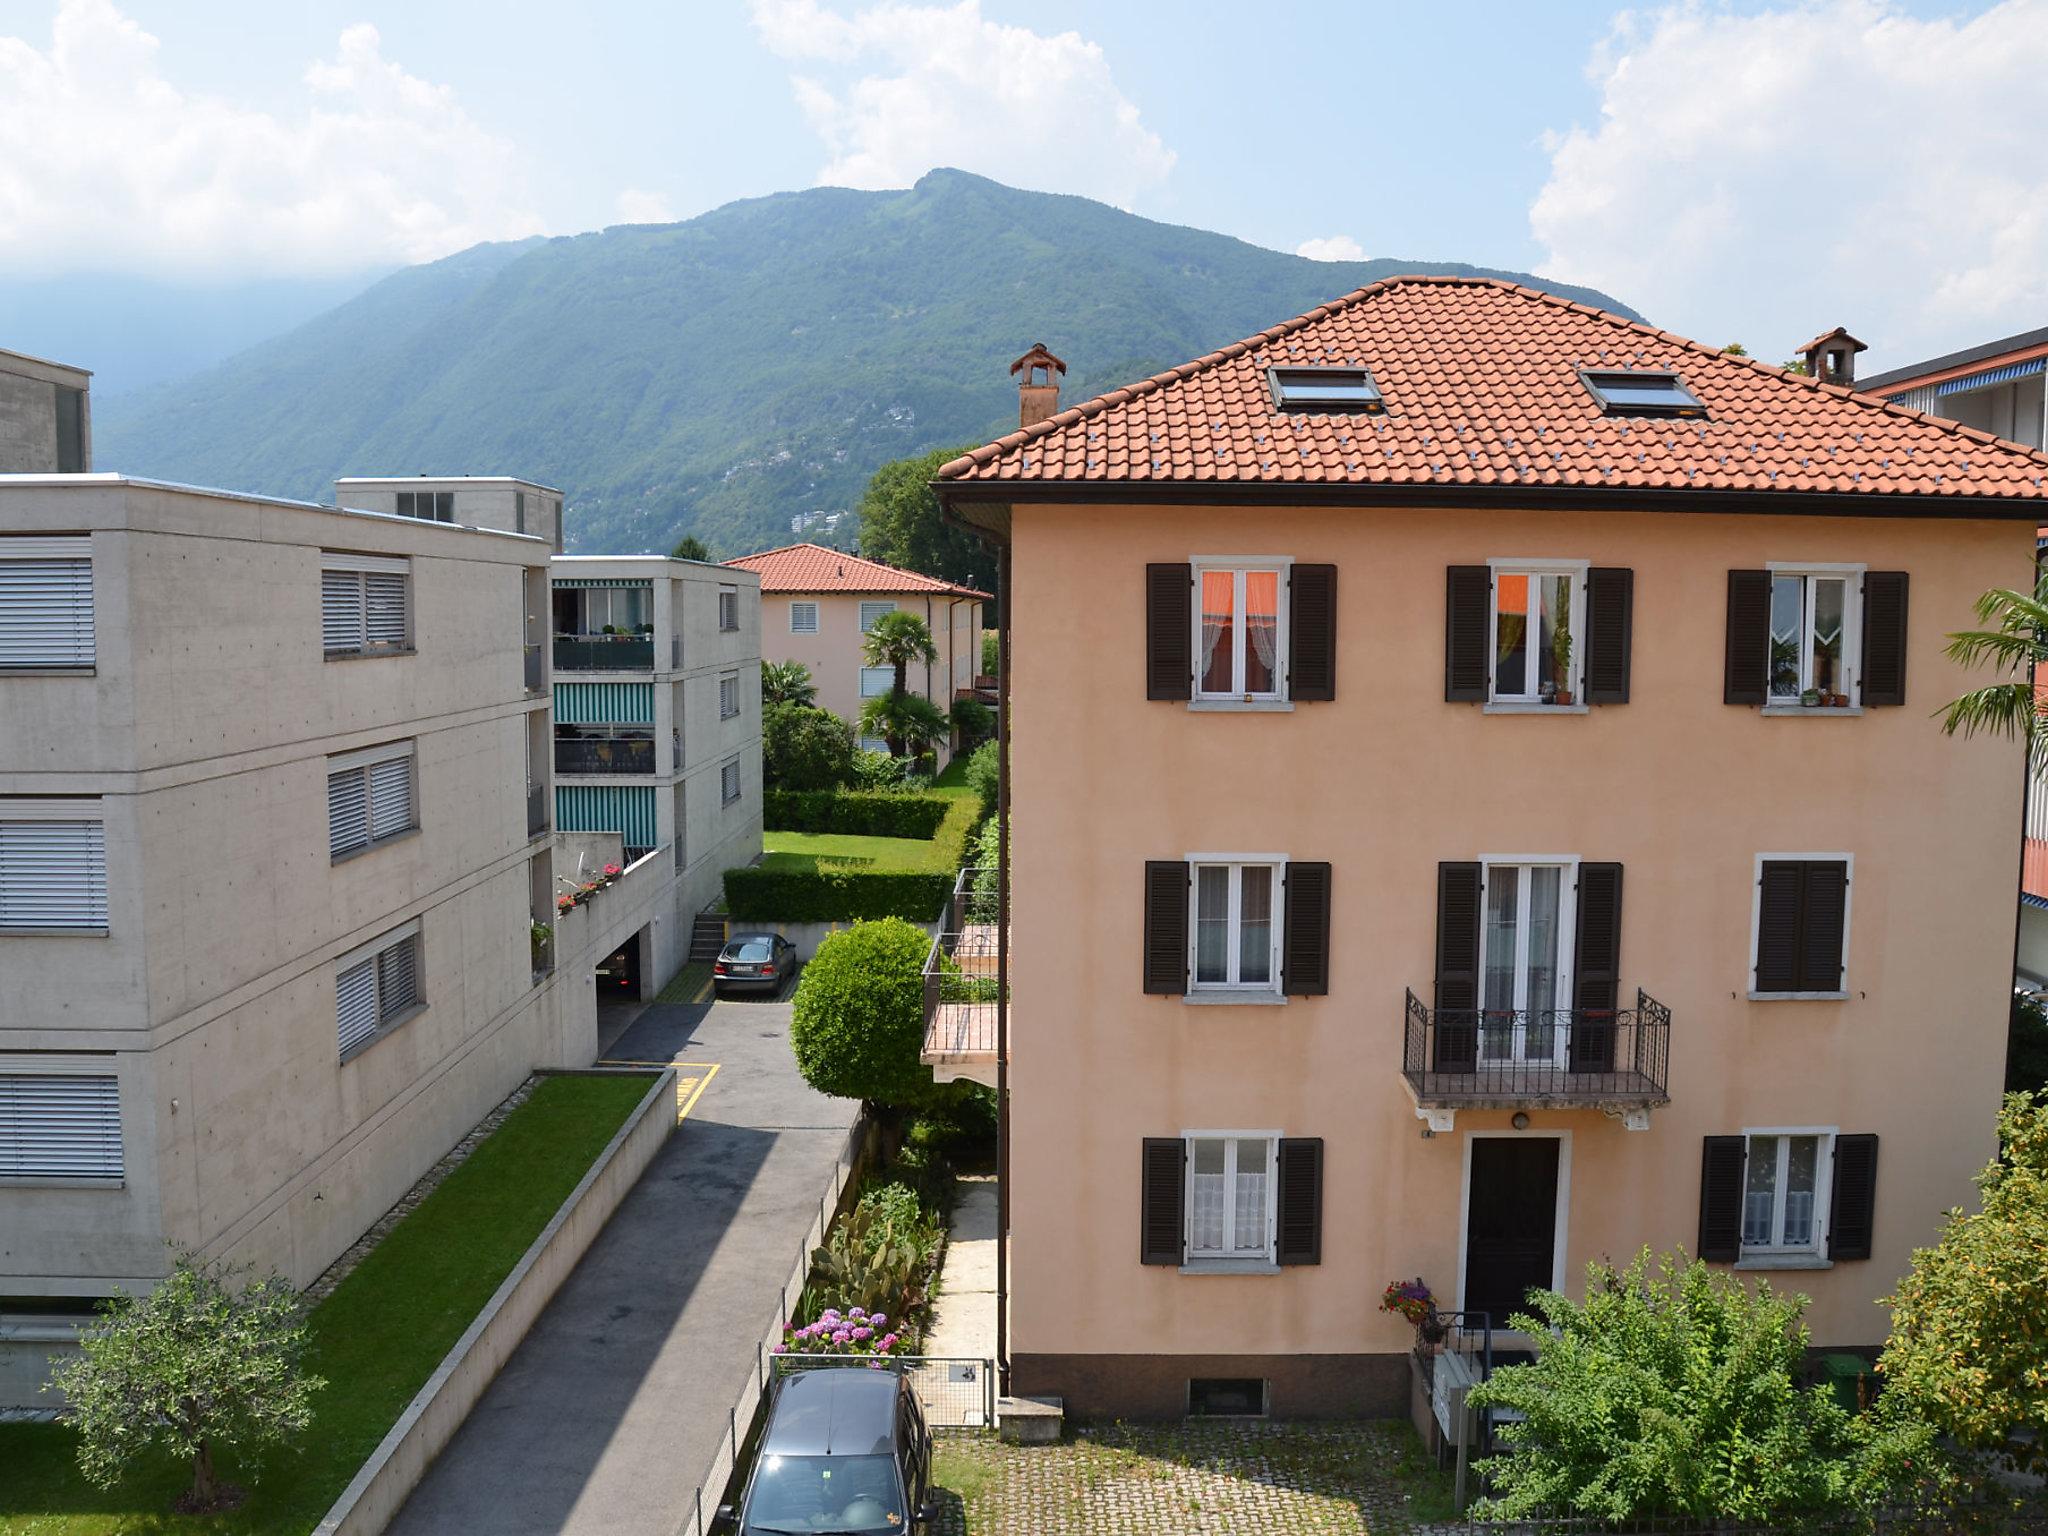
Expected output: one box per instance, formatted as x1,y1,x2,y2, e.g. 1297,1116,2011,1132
1530,0,2048,368
748,0,1174,207
615,188,678,224
1295,235,1365,262
0,0,544,277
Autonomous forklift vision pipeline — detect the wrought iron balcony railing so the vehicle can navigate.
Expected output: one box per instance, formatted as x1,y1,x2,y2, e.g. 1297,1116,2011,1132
552,633,654,671
920,866,1002,1084
1402,989,1671,1111
554,736,656,776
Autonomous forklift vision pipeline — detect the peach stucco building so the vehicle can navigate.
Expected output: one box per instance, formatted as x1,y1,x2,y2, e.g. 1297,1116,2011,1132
725,542,986,767
934,277,2048,1419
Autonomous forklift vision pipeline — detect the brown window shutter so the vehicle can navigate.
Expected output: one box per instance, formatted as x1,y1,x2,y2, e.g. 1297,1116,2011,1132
1275,1138,1324,1265
1146,563,1192,701
1434,862,1482,1071
1754,860,1805,992
1140,1137,1185,1265
1282,861,1331,996
1143,860,1189,995
1798,861,1849,993
1827,1134,1879,1261
1699,1136,1748,1262
1571,863,1623,1073
1724,570,1771,705
1860,572,1909,707
1584,568,1634,704
1288,564,1337,702
1445,566,1491,701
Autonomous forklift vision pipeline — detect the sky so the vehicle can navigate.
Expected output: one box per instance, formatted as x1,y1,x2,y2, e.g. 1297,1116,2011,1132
0,0,2044,373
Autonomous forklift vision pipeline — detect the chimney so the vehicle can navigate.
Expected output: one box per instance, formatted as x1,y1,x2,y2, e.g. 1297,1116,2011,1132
1799,327,1868,387
1010,342,1067,428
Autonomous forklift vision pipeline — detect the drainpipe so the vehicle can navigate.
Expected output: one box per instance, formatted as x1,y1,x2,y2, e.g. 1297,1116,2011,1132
995,538,1011,1395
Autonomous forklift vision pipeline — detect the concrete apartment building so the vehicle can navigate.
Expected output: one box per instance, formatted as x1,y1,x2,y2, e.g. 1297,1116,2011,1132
725,542,985,766
0,347,90,474
933,277,2048,1419
336,475,566,552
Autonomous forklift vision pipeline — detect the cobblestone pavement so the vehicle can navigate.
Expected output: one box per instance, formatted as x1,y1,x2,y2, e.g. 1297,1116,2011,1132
931,1420,1465,1535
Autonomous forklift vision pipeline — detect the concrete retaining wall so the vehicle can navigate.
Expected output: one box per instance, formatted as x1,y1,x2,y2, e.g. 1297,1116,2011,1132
313,1067,676,1536
718,918,938,963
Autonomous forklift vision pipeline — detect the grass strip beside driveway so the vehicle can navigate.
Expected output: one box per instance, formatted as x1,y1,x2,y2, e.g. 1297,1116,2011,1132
0,1072,655,1536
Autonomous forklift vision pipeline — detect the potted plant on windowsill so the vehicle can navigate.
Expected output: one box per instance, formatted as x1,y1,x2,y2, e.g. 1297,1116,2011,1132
1551,626,1575,706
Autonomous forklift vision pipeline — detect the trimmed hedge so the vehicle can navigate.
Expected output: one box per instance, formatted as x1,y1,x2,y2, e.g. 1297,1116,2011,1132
725,866,954,922
763,789,950,840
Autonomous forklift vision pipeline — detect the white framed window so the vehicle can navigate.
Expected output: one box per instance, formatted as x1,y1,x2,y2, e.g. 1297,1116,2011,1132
719,674,740,719
0,1064,122,1180
1193,558,1289,701
1489,560,1586,705
1184,1132,1278,1262
1767,564,1862,707
859,600,896,633
859,665,895,698
0,536,94,669
327,742,416,860
1479,857,1578,1066
790,601,820,634
336,921,422,1059
322,552,410,656
718,585,739,632
721,758,742,805
1188,856,1283,992
0,799,108,933
1741,1128,1836,1258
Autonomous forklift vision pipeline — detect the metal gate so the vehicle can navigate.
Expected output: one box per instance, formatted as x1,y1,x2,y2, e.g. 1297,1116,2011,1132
768,1353,996,1429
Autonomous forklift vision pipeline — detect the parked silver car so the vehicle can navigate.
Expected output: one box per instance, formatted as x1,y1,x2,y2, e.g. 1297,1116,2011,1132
714,932,797,997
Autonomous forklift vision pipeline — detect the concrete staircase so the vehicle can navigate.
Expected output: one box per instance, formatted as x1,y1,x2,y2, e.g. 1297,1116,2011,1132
688,912,727,964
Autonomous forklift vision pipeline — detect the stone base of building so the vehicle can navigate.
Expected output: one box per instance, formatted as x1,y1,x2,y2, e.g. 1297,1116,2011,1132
1012,1352,1410,1421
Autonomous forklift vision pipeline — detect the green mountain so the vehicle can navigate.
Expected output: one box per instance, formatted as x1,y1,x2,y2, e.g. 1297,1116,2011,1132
93,170,1637,556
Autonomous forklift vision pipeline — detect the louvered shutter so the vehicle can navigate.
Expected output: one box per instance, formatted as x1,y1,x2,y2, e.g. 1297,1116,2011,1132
1584,568,1634,704
377,936,419,1017
368,757,413,841
1282,861,1331,996
336,957,380,1055
1798,861,1849,993
1275,1137,1324,1265
322,570,364,653
1146,564,1192,700
1754,861,1805,992
1571,863,1623,1074
1699,1136,1747,1262
327,769,370,858
0,540,94,667
364,572,409,649
1827,1134,1879,1261
1724,570,1771,705
1140,1137,1186,1265
1434,862,1482,1070
0,1074,122,1179
1860,572,1909,707
1444,566,1491,701
1143,860,1189,995
1288,565,1337,702
0,817,108,930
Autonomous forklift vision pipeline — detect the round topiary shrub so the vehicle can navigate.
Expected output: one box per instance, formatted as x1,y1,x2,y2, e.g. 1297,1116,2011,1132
790,918,936,1107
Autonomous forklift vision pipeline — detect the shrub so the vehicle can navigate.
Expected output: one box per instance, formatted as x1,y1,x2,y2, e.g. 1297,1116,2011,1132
848,748,909,789
950,696,994,749
762,702,855,791
964,739,998,815
789,918,938,1106
778,1306,902,1357
763,789,949,840
980,630,998,677
725,866,952,922
970,815,1001,903
857,1178,933,1234
2011,991,2048,1094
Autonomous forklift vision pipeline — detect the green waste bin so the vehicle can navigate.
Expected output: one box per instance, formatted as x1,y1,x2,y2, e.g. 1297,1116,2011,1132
1821,1353,1867,1414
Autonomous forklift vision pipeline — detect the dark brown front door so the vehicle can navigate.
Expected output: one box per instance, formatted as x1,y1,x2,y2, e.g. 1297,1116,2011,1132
1464,1137,1560,1326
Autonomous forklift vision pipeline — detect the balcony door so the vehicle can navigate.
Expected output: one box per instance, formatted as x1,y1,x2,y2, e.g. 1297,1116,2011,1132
1480,862,1575,1068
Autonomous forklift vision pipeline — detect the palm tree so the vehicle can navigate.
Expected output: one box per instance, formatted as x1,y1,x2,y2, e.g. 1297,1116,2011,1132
1939,576,2048,746
859,611,941,757
761,659,816,707
859,691,947,766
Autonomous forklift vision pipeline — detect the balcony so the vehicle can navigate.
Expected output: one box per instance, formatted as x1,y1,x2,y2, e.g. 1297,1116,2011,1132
1401,989,1671,1131
920,867,1002,1088
553,633,654,672
554,736,656,776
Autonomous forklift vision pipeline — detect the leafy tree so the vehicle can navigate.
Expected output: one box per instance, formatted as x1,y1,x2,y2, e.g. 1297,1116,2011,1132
1880,1091,2048,1479
856,445,995,603
1468,1249,1915,1524
762,702,854,791
2012,991,2048,1094
859,691,947,766
762,658,818,707
790,918,942,1107
670,534,711,562
47,1249,324,1512
980,630,998,678
1938,574,2048,746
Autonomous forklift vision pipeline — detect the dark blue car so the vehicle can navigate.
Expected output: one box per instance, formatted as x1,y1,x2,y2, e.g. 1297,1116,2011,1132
722,1369,935,1534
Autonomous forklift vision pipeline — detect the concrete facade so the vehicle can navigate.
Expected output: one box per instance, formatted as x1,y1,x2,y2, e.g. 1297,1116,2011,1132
0,348,91,474
337,476,565,553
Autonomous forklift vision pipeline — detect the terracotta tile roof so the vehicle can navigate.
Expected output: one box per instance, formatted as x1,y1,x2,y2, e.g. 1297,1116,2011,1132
938,277,2048,505
726,541,990,599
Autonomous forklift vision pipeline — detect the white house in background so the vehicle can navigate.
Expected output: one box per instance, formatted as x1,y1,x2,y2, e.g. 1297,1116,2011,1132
1853,323,2048,450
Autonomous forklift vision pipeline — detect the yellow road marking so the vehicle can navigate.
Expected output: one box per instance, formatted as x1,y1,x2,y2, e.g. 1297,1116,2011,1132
594,1058,721,1122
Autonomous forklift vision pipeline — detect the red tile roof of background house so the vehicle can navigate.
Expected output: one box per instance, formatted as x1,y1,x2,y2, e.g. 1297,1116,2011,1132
938,277,2048,505
726,542,990,599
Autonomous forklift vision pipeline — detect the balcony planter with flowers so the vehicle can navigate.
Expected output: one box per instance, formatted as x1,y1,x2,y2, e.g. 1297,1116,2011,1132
554,862,626,914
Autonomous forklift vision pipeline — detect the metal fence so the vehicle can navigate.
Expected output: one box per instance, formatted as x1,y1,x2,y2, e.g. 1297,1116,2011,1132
1403,988,1672,1105
769,1352,996,1430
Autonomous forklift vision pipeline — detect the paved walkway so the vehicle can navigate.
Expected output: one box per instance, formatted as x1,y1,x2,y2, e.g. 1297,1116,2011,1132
386,983,859,1536
924,1174,996,1361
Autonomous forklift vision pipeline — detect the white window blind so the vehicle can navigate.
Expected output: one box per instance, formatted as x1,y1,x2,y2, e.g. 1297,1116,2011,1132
0,1072,122,1179
718,586,739,632
859,600,895,632
322,553,410,655
859,665,894,698
721,759,741,805
0,537,94,669
720,675,739,719
326,744,414,859
790,601,819,634
0,804,108,931
337,926,422,1057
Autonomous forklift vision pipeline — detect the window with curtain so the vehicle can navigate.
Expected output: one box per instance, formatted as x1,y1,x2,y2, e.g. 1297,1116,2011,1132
1490,565,1581,704
1768,570,1860,706
1192,564,1286,700
1742,1131,1831,1255
1185,1135,1275,1261
1189,861,1280,991
1479,862,1572,1064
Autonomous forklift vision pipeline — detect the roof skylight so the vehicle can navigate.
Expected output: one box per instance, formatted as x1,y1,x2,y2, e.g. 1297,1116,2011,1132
1268,366,1384,414
1580,368,1707,418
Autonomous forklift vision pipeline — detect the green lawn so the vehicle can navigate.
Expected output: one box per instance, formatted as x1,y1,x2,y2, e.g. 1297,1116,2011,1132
0,1072,656,1536
762,830,945,873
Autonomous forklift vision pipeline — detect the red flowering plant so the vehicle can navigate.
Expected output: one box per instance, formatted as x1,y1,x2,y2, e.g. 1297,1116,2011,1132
1380,1277,1435,1326
556,893,576,915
